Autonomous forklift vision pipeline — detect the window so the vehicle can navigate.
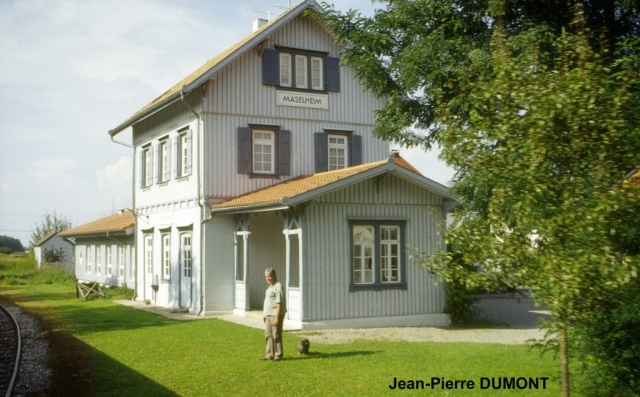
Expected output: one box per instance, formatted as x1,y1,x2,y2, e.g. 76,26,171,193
328,135,348,170
157,138,171,183
87,247,92,273
145,235,153,275
181,234,192,278
141,145,153,187
253,130,274,174
162,234,171,280
279,53,291,87
314,131,362,172
175,129,192,178
96,246,102,275
263,48,340,92
237,126,290,176
118,245,125,278
350,221,406,291
106,246,112,276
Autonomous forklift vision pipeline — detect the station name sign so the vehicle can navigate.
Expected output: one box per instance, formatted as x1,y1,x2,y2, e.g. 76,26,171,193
276,91,329,110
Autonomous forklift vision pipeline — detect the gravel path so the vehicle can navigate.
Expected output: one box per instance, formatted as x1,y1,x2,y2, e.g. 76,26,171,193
291,293,551,345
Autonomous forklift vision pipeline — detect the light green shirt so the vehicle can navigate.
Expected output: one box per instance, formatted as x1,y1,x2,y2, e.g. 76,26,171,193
263,281,286,316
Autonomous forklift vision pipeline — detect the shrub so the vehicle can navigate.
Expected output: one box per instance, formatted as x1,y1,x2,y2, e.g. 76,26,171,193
573,280,640,397
0,247,13,255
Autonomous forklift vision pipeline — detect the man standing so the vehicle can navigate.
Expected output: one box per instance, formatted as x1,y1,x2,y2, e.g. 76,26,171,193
262,268,286,361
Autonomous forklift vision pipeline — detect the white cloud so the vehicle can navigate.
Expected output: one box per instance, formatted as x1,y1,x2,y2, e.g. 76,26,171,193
95,156,132,193
398,145,455,186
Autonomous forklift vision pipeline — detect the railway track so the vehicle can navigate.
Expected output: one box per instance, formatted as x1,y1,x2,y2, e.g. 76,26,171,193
0,304,20,397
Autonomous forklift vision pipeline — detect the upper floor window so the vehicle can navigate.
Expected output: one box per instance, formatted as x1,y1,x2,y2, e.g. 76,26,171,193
263,48,339,92
157,137,170,183
237,126,290,177
328,135,348,170
176,129,192,178
314,131,362,173
141,145,153,188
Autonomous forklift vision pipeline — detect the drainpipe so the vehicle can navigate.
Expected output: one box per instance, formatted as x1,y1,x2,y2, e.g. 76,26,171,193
110,132,137,301
180,88,209,316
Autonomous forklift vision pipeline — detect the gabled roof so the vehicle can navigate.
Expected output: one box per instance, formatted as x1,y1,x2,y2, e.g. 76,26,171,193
109,0,325,137
58,210,135,238
33,232,57,247
210,156,454,214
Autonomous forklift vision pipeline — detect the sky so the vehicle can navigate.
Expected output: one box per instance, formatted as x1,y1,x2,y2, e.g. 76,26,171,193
0,0,455,248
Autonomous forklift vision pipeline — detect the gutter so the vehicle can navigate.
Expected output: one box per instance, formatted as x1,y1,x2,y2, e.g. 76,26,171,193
180,90,209,316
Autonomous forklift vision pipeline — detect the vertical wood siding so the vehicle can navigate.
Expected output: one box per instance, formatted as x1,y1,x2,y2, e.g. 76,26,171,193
304,175,447,321
202,14,389,199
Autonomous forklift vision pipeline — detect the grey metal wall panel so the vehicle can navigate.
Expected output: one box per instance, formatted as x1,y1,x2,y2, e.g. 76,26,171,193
201,13,389,199
304,175,447,322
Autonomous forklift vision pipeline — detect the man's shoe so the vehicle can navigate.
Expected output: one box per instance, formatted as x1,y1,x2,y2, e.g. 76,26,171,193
273,357,281,362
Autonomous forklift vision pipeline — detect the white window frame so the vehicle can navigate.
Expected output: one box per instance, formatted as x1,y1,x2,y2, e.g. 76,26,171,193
295,54,308,88
353,225,375,285
178,131,189,178
118,245,125,278
158,138,169,183
162,234,171,280
96,245,102,276
181,233,192,278
87,247,92,273
279,52,292,87
142,146,152,187
328,134,348,170
145,235,153,275
380,226,401,283
106,246,112,277
311,56,324,90
252,130,275,174
351,221,406,290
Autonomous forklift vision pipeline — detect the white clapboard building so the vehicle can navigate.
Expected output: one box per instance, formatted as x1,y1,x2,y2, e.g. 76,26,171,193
108,0,455,329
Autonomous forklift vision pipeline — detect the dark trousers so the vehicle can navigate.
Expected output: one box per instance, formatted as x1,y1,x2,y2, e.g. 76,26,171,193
264,315,284,359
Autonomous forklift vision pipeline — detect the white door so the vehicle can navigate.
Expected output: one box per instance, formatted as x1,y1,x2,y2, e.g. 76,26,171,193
180,234,192,308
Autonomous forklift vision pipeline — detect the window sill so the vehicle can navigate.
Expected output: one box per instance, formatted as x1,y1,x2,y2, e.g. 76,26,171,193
248,173,281,179
276,86,328,95
349,283,408,292
161,279,170,284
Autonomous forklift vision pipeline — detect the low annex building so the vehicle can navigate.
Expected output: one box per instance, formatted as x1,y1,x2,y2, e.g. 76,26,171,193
58,210,136,288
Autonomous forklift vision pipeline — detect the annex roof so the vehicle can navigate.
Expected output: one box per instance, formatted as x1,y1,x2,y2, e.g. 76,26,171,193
210,155,454,214
58,210,135,238
109,0,325,137
33,232,57,247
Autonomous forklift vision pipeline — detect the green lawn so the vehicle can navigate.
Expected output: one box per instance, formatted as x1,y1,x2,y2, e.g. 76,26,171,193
1,256,564,396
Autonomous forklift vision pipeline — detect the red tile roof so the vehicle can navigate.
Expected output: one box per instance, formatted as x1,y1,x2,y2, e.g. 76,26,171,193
211,156,426,211
58,210,135,237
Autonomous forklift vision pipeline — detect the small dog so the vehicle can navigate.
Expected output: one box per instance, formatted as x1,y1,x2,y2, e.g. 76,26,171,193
297,338,310,356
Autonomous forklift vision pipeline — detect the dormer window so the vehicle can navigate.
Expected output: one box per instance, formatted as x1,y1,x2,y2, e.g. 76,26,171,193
263,48,339,92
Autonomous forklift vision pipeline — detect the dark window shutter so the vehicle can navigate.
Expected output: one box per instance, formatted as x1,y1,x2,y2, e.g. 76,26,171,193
314,132,328,173
184,130,193,176
278,129,291,176
263,49,279,86
165,140,172,182
237,127,252,174
139,149,144,188
147,146,154,187
326,57,340,92
172,136,178,179
351,135,362,166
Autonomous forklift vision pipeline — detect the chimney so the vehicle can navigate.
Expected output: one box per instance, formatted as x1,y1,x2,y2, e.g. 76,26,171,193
253,18,268,32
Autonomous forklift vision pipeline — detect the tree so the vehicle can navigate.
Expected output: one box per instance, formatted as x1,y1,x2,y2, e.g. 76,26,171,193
321,1,640,395
0,235,25,252
30,211,73,248
319,0,639,150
